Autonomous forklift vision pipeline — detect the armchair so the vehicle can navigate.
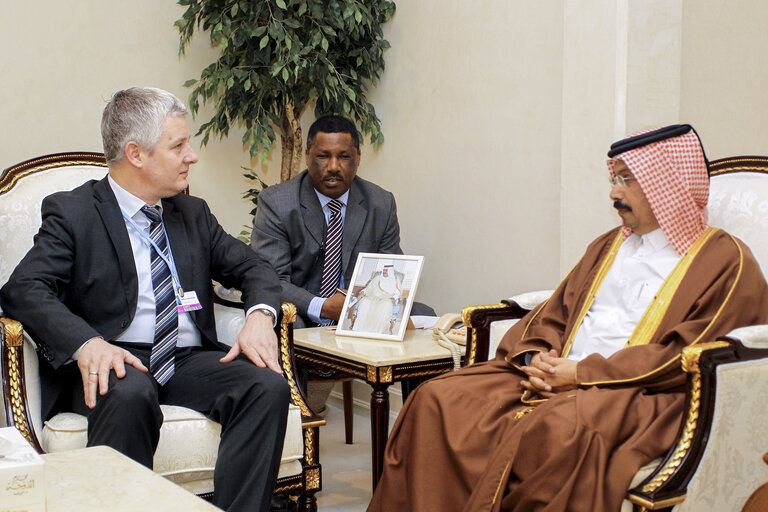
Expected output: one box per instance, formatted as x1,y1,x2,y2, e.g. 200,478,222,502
0,152,324,511
462,156,768,511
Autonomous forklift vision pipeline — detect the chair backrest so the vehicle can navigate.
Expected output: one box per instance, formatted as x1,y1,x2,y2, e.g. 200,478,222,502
0,152,109,286
0,152,108,429
707,156,768,277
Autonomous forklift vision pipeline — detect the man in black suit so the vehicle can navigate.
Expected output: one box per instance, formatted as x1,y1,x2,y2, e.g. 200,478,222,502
251,115,434,328
0,87,287,512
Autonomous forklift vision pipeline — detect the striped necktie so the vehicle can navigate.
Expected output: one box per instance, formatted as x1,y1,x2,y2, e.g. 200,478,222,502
141,205,178,385
319,199,344,303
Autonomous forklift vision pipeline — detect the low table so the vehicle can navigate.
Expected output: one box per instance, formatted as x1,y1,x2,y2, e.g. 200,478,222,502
42,446,219,511
292,326,464,489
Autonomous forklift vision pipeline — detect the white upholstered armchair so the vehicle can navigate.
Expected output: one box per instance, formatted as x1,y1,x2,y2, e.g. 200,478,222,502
461,156,768,511
0,152,324,511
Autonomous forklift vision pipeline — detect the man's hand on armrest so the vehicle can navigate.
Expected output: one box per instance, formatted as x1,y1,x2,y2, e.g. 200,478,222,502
77,337,148,409
221,309,282,375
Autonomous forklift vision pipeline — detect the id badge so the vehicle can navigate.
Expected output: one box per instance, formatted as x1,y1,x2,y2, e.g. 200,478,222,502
177,291,203,312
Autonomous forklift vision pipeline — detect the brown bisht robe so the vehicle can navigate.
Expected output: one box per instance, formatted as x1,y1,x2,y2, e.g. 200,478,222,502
368,227,768,512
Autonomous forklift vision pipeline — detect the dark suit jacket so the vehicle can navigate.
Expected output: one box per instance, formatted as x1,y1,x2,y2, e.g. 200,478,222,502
250,171,402,325
0,177,281,419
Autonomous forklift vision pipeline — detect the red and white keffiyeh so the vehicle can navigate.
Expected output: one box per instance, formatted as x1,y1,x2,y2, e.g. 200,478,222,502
607,128,709,255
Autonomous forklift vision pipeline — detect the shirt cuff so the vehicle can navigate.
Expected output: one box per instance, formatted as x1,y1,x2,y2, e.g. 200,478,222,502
307,296,326,324
245,304,278,327
71,336,102,361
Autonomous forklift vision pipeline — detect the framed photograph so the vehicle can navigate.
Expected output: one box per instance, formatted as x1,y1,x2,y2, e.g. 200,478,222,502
336,253,424,341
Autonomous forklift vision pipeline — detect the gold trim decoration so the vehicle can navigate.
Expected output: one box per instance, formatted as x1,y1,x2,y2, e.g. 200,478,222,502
561,232,623,358
0,155,107,194
303,427,316,465
628,492,686,509
681,341,731,373
380,366,393,383
514,406,535,420
306,467,321,491
274,481,302,494
295,351,367,379
278,304,311,417
461,303,508,328
463,303,509,366
461,303,507,366
1,317,34,446
627,228,716,347
1,317,23,347
367,365,377,383
6,345,32,445
641,374,701,493
281,301,297,324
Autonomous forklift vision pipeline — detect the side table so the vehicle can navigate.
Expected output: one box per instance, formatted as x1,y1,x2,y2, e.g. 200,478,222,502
292,326,464,489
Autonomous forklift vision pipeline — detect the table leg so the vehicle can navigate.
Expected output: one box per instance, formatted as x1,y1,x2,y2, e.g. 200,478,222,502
343,379,354,444
370,382,391,490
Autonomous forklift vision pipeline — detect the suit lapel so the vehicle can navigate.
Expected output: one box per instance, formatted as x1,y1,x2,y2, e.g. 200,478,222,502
342,179,367,276
93,178,138,294
160,198,193,291
300,173,326,247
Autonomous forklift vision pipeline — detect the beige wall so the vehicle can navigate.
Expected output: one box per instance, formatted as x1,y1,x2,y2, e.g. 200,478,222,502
3,1,768,317
680,0,768,159
1,1,263,235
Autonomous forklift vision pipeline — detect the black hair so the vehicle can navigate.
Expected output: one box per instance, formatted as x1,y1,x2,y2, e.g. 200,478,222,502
306,115,359,150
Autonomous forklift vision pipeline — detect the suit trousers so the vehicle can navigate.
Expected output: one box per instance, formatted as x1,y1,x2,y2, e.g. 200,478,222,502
66,345,290,512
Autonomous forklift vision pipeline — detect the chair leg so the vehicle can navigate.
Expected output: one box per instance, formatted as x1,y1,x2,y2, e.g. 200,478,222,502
343,379,354,444
298,491,318,512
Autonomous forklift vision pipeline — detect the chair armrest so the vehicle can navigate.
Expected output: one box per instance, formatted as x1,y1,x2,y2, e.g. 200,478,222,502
462,290,553,366
1,316,43,452
627,330,768,509
212,286,325,427
277,303,325,428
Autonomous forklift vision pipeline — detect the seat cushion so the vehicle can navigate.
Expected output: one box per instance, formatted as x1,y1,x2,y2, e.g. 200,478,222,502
42,402,304,491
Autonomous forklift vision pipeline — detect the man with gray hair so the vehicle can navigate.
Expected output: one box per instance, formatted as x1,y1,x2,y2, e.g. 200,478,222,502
1,87,288,512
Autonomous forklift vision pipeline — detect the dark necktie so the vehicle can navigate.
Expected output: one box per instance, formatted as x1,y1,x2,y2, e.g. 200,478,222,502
319,199,344,301
141,205,178,385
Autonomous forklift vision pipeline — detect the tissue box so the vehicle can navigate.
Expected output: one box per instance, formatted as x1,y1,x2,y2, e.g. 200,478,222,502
0,427,44,512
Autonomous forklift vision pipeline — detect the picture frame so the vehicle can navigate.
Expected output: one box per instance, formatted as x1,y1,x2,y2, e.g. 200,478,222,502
336,253,424,341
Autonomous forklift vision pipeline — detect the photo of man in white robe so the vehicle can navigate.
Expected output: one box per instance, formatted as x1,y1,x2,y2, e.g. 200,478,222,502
351,264,403,334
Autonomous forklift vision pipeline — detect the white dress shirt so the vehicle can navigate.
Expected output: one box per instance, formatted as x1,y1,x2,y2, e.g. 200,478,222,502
566,228,680,362
108,176,202,348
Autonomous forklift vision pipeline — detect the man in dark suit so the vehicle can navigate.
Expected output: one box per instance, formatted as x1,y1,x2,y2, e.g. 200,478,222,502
0,87,288,512
251,115,433,328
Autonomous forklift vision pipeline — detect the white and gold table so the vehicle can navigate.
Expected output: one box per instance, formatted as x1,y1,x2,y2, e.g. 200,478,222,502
292,326,464,489
42,446,219,511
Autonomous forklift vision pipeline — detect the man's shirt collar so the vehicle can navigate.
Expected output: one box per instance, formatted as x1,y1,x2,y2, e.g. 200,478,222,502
314,188,349,209
108,175,162,219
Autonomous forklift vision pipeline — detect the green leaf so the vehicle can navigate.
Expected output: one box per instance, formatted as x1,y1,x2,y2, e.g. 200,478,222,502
227,77,234,89
282,67,289,81
354,10,363,23
244,79,252,91
321,37,329,52
183,79,198,87
259,35,269,49
276,0,287,9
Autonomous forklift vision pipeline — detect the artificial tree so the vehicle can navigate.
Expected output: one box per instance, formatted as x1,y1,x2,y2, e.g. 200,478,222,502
176,0,395,199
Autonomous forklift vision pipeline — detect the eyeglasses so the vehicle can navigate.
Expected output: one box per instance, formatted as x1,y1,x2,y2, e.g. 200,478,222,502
609,174,636,187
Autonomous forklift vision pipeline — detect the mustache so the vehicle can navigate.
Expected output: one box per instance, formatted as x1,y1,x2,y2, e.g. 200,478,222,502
613,201,632,211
